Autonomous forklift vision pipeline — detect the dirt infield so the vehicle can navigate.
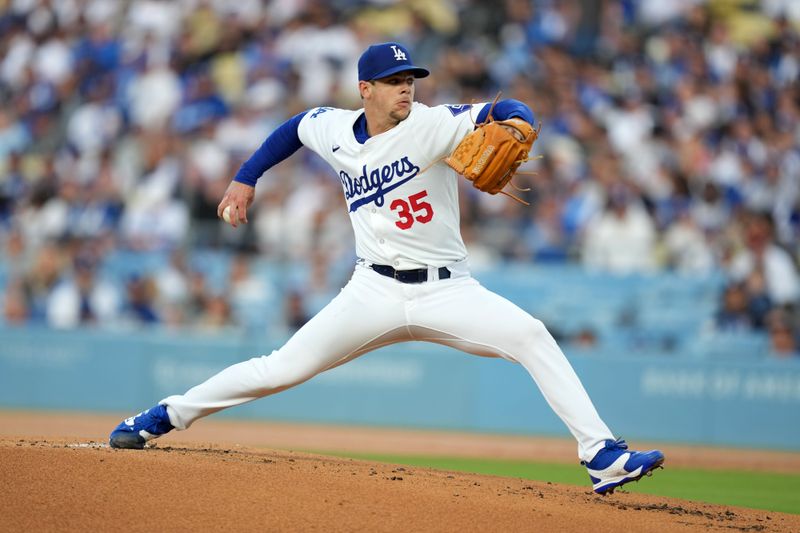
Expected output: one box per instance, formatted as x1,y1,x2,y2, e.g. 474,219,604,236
2,411,799,532
2,410,799,473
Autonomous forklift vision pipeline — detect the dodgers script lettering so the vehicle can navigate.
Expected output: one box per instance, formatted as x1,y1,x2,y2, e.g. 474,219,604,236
340,156,421,212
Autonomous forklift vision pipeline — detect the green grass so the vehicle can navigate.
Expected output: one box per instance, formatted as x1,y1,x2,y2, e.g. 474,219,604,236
321,452,800,515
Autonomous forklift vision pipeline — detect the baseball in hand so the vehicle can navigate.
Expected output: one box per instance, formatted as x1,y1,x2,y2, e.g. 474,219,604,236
222,205,233,223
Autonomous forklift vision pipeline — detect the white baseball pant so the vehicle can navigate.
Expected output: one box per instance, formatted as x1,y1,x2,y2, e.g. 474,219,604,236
162,262,614,461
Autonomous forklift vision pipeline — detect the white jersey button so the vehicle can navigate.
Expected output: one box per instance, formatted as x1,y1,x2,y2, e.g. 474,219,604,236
379,238,385,244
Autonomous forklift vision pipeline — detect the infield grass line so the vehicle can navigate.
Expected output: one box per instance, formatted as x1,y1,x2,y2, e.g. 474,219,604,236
316,452,800,515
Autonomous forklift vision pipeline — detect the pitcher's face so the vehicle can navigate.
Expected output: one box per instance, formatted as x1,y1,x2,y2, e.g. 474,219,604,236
361,72,415,124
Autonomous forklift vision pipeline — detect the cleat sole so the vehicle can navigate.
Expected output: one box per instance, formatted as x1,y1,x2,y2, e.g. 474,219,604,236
109,432,146,450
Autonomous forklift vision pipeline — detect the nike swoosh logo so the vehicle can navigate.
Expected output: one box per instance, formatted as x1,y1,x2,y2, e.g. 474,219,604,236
332,145,341,152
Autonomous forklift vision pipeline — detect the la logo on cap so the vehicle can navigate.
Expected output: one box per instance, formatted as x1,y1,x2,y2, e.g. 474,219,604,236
390,45,407,61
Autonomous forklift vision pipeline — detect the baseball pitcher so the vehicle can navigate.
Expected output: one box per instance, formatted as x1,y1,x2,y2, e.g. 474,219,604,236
110,42,664,495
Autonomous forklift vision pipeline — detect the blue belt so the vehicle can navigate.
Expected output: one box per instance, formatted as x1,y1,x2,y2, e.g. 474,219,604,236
370,264,451,284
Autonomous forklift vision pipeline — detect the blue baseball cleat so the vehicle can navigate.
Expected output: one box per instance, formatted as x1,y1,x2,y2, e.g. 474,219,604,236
582,438,665,495
109,404,174,449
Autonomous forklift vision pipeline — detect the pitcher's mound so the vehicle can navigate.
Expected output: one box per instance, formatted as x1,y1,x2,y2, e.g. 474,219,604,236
1,439,796,532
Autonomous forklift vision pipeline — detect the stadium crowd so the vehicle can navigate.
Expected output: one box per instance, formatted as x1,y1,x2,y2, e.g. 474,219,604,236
0,0,798,355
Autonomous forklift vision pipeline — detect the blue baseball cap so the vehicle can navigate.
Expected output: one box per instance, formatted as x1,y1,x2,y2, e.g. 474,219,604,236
358,42,430,81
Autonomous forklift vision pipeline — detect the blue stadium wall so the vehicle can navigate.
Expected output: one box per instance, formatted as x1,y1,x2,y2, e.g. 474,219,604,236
1,326,799,451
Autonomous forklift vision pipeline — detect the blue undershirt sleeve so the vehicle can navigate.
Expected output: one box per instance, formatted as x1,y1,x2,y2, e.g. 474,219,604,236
475,99,535,125
233,111,309,187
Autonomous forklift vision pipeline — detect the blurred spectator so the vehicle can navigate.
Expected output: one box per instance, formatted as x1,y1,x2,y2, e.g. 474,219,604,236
690,181,730,234
2,278,30,324
521,194,569,262
125,58,182,131
228,253,274,307
172,70,228,134
66,74,123,156
155,249,190,302
182,0,223,61
73,19,122,91
581,184,657,274
766,308,800,358
0,106,30,165
604,91,654,158
46,254,120,329
728,211,800,306
197,293,236,331
742,268,774,329
254,168,337,261
185,269,212,323
118,132,189,250
122,274,160,325
661,209,715,274
0,152,26,228
214,100,277,159
19,242,66,322
1,228,27,277
715,282,751,331
283,289,309,333
714,281,770,332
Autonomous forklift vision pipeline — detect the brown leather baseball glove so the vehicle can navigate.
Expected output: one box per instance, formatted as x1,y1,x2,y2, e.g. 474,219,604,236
445,118,540,204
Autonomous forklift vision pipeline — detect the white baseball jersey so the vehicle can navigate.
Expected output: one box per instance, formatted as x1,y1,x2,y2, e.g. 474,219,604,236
297,102,487,269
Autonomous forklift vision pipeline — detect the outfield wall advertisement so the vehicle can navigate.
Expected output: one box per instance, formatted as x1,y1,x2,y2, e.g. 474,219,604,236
1,327,798,450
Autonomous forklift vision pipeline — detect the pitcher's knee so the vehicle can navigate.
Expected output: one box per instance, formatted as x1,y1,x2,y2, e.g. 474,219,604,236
516,318,552,351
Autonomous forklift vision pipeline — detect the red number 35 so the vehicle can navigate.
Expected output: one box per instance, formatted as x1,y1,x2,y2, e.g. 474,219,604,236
390,190,434,230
